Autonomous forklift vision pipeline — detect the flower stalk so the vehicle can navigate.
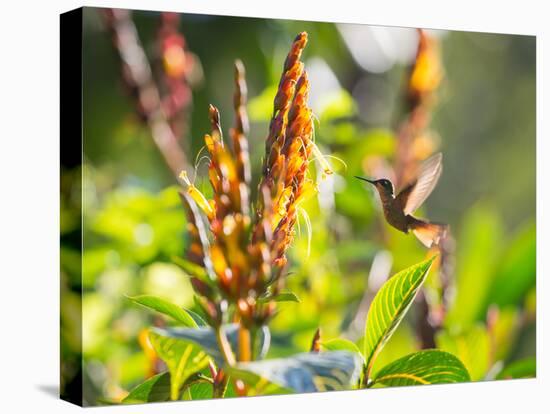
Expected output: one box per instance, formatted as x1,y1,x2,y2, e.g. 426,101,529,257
392,29,454,348
178,32,317,379
101,9,195,178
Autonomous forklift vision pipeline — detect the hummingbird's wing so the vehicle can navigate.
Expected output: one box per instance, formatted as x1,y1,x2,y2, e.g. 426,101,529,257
397,152,443,216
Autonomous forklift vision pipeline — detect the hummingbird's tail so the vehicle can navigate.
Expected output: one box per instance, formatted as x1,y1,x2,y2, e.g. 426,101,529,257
407,216,449,248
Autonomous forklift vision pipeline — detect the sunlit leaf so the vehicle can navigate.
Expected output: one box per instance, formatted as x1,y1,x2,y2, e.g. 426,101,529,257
122,372,171,404
181,381,213,400
445,204,503,329
185,308,208,327
371,350,470,387
148,331,210,400
436,324,490,381
128,295,197,328
496,357,536,380
224,367,291,396
153,323,270,366
228,351,362,394
486,221,536,308
369,322,418,378
259,291,300,303
321,338,362,357
489,307,521,362
172,256,214,285
364,256,436,377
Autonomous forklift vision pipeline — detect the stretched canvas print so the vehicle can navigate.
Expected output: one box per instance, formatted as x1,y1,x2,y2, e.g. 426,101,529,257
60,6,536,406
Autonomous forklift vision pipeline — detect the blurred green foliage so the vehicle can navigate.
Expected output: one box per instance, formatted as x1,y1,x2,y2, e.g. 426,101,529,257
60,8,536,405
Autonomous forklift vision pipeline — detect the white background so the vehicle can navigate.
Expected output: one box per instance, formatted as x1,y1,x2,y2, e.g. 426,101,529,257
0,0,547,412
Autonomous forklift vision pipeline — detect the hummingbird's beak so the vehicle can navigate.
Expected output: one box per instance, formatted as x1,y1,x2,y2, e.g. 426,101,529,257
354,176,376,185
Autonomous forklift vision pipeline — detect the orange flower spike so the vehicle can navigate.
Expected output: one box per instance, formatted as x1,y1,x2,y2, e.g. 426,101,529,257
208,104,223,142
265,116,285,154
205,132,224,170
162,38,187,79
273,186,294,227
208,164,221,195
204,133,217,154
215,150,241,212
284,74,312,146
287,72,310,121
216,151,238,185
262,33,308,175
252,185,274,243
238,182,250,217
283,32,308,72
210,244,232,288
179,171,215,220
221,214,249,271
273,76,299,115
205,132,238,213
178,31,322,327
409,29,443,103
284,147,305,184
233,59,250,136
231,60,251,185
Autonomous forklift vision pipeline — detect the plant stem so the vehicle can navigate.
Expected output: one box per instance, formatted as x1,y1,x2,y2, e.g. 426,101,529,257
211,326,236,398
360,364,370,389
215,325,236,365
101,9,192,179
212,370,229,398
416,290,437,349
238,324,252,362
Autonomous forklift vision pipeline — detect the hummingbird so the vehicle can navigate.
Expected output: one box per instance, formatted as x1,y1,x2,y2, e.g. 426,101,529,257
355,152,448,248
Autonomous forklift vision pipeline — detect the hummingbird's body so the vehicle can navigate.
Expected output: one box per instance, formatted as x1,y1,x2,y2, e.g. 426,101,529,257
356,153,448,248
377,190,409,231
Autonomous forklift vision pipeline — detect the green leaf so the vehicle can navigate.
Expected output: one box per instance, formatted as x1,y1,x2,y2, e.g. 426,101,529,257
148,331,210,400
363,256,436,377
172,256,214,284
182,381,213,400
228,351,363,394
273,292,300,302
496,357,536,380
259,291,300,303
122,372,171,403
154,323,271,366
486,221,536,308
368,323,418,378
321,339,362,357
436,324,490,381
225,367,291,396
489,307,521,362
128,295,197,328
371,350,470,387
185,308,208,327
445,204,503,329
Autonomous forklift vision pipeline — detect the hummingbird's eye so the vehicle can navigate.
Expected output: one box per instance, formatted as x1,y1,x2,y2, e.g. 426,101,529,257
379,179,393,193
